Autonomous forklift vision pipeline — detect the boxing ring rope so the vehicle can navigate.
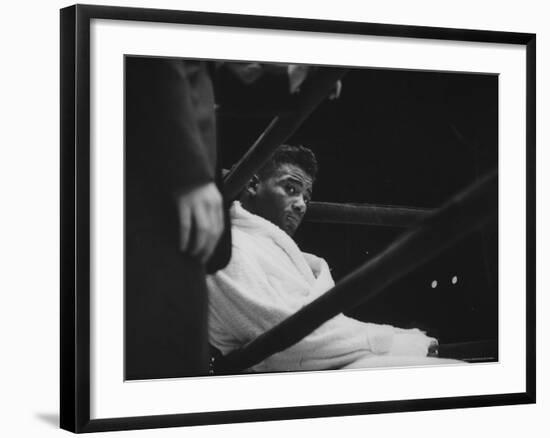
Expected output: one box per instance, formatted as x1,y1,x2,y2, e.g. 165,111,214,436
217,171,497,373
223,67,348,201
305,202,432,227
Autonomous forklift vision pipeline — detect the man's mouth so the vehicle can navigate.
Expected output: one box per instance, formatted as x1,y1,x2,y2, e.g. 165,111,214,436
286,213,301,226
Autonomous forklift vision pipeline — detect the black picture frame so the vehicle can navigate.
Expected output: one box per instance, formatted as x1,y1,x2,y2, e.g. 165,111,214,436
60,4,536,433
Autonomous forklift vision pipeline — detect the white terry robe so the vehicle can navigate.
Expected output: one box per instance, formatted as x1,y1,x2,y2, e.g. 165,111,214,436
207,202,457,372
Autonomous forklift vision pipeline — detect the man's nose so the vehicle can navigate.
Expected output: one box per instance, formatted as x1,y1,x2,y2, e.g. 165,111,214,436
292,196,307,215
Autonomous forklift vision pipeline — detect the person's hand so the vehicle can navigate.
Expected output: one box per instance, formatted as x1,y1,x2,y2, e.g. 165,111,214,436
328,80,342,100
391,328,438,357
176,182,224,265
287,65,342,99
287,65,310,94
226,62,264,85
427,338,439,357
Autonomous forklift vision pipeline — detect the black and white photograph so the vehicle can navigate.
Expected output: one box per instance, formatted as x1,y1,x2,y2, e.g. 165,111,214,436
1,0,546,436
56,3,536,434
124,57,498,380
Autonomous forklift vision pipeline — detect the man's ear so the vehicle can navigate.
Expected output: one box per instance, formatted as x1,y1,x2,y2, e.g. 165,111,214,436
246,174,260,196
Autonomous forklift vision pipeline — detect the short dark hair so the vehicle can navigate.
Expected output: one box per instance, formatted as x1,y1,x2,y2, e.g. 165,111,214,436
258,144,318,181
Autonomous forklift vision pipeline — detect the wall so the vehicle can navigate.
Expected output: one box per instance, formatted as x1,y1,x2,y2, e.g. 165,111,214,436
0,0,546,436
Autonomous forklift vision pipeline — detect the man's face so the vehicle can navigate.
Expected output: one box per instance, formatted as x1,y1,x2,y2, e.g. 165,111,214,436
250,163,313,236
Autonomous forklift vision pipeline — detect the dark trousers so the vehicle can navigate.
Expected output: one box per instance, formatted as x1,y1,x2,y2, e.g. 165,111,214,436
125,220,210,379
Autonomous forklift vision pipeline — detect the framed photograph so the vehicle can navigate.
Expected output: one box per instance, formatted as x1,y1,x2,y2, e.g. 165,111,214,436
60,4,536,433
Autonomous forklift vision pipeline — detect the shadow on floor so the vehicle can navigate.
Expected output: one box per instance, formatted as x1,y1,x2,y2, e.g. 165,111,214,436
35,412,58,429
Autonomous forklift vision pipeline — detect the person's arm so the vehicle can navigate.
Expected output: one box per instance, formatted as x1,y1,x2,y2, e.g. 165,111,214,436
126,57,224,263
260,316,437,371
208,245,383,371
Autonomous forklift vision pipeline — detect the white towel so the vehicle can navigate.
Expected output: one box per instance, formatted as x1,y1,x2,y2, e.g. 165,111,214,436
207,202,441,372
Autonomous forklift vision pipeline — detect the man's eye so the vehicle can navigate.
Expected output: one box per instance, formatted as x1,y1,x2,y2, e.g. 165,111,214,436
286,185,296,195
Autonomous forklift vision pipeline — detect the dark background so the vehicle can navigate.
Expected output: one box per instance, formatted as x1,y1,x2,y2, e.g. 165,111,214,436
214,63,498,350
